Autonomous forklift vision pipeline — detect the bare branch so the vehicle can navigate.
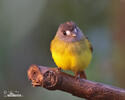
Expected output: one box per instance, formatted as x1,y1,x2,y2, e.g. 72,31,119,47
27,65,125,100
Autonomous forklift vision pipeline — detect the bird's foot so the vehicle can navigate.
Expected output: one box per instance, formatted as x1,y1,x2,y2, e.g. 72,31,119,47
74,71,87,80
56,67,62,72
75,74,81,81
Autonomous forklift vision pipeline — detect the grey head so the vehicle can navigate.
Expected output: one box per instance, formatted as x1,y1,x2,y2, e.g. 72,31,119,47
55,21,85,42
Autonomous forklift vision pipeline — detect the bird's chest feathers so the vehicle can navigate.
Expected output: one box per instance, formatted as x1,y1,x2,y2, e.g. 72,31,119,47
51,41,77,70
51,39,91,71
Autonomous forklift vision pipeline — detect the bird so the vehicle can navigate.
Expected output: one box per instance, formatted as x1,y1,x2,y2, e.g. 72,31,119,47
50,21,93,79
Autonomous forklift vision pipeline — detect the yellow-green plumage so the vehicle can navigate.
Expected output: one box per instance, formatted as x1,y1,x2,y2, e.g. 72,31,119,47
50,37,92,72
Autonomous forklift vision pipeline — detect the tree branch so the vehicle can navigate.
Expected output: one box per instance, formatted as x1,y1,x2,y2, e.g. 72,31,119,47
27,65,125,100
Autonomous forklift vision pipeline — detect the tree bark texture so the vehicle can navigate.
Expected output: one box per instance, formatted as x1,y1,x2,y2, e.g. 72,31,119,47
27,65,125,100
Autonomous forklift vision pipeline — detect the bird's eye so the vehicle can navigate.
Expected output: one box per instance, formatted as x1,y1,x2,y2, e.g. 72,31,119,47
63,31,66,35
63,30,71,36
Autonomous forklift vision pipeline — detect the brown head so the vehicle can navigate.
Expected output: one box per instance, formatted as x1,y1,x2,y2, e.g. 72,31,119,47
55,21,85,42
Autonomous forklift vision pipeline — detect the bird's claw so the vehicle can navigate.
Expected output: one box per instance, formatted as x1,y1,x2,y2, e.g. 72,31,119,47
56,67,62,72
75,74,81,81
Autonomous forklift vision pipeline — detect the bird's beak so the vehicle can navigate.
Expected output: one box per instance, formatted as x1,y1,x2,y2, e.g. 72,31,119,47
71,33,76,37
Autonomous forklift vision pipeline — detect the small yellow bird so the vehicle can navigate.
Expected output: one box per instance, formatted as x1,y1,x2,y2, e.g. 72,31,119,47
50,21,93,79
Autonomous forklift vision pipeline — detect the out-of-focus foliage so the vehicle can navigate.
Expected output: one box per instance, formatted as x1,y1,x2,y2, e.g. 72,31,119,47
0,0,124,100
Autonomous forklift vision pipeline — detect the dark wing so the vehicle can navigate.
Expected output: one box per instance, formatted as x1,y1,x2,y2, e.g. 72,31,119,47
86,36,93,53
89,42,93,53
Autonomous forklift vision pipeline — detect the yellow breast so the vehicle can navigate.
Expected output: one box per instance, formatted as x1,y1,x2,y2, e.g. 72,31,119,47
50,37,92,72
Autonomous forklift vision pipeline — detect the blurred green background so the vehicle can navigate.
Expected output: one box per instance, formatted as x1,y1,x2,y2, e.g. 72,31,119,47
0,0,125,100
